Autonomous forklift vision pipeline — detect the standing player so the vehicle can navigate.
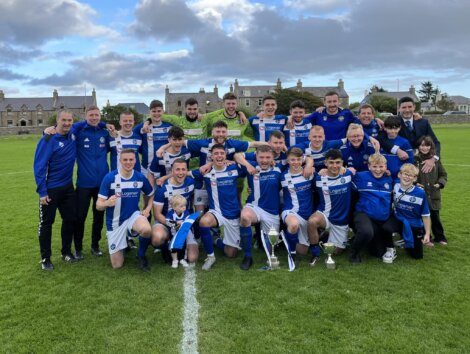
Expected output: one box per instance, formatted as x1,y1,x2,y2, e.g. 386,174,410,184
249,95,287,142
283,100,312,148
97,149,154,269
34,110,77,270
237,130,289,169
162,98,209,140
191,144,246,270
74,105,110,258
205,92,252,140
306,149,353,265
281,147,315,260
109,111,142,172
238,145,283,270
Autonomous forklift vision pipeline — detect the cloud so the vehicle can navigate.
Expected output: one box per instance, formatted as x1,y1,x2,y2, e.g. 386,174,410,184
0,44,43,65
0,68,29,80
0,0,115,45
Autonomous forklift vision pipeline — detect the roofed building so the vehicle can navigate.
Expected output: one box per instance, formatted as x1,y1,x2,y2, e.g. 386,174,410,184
117,102,150,116
361,85,419,106
449,95,470,114
0,89,97,128
165,85,222,115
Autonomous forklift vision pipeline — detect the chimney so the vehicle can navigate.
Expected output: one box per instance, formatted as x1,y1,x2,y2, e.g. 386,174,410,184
234,79,239,94
276,78,282,89
296,79,302,91
214,84,218,96
409,85,416,96
106,99,110,107
165,85,170,95
52,89,58,108
338,78,344,90
92,88,97,106
229,83,233,93
199,87,205,93
0,90,4,101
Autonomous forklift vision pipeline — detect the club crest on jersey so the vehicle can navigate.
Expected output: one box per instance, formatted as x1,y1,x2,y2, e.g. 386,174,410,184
133,181,138,188
71,134,76,141
384,183,390,189
367,182,372,187
110,244,116,250
133,139,137,144
228,171,233,176
410,196,416,202
323,117,327,121
185,187,189,192
363,154,369,160
163,128,167,132
117,140,121,145
100,137,105,143
338,115,345,122
340,177,346,183
58,142,64,148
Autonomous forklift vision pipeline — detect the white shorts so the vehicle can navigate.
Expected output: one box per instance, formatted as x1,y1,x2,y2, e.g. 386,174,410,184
106,211,142,255
170,229,197,246
244,204,280,235
194,188,208,207
209,209,241,249
281,210,309,246
316,211,349,249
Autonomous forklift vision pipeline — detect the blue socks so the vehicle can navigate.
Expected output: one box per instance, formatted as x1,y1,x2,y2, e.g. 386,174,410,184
200,227,214,256
137,236,151,258
309,244,320,257
240,226,252,257
285,230,298,254
215,238,225,250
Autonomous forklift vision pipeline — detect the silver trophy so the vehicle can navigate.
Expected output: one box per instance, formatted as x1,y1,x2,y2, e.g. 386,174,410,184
267,227,280,270
320,242,336,270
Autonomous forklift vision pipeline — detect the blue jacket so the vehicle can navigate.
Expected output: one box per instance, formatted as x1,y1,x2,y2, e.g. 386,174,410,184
72,121,110,188
34,132,76,197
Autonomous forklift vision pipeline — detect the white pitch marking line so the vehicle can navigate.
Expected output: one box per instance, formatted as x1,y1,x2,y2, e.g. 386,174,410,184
445,163,470,167
0,171,30,176
181,266,199,354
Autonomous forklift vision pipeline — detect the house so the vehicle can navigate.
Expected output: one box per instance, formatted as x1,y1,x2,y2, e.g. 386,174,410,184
361,85,419,106
230,78,349,113
0,89,96,127
117,102,150,116
164,85,222,115
449,95,470,114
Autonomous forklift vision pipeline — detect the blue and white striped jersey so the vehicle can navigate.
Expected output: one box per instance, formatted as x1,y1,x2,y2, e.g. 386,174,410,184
249,115,287,142
283,119,312,147
109,132,142,171
148,147,192,178
393,184,430,228
134,121,173,170
98,170,154,231
153,177,195,216
186,138,249,166
281,170,315,220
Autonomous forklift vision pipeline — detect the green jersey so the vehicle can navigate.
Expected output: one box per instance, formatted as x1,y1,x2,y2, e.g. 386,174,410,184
205,109,254,141
162,114,209,139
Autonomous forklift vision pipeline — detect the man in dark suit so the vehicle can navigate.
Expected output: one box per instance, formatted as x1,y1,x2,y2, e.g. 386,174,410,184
378,96,440,173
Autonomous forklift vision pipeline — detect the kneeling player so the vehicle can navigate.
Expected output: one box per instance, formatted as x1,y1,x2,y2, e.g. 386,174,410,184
281,147,315,261
97,149,154,269
191,144,245,270
307,149,353,266
238,145,282,270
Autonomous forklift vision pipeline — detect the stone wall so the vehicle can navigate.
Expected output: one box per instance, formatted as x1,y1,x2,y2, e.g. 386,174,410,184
426,115,470,124
0,126,44,136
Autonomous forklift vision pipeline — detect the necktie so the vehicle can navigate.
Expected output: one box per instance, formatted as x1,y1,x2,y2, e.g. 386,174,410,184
405,120,412,132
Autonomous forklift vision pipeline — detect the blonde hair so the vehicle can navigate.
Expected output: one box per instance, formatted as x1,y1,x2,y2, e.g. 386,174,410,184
400,163,418,176
310,125,325,133
368,153,387,165
170,195,187,209
346,123,364,137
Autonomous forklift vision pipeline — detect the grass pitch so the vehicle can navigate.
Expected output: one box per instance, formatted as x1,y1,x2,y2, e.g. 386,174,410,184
0,125,469,353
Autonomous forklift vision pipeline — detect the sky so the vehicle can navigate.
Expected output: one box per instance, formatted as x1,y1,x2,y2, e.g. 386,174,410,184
1,0,469,108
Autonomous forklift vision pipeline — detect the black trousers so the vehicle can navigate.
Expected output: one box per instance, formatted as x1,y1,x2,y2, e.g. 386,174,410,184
352,212,398,257
38,184,76,259
386,216,424,259
430,209,446,242
74,187,104,252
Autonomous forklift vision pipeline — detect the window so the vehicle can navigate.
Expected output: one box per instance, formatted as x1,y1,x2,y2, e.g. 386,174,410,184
38,119,43,126
245,99,250,107
245,90,251,96
177,100,181,107
7,120,13,127
258,99,262,106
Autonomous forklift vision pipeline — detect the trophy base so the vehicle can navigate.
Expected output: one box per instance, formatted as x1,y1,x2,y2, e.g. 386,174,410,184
325,260,336,270
269,257,280,270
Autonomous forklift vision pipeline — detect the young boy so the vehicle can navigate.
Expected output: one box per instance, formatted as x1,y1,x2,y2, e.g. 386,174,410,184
350,153,397,264
391,163,431,259
166,195,191,268
283,100,312,147
307,149,353,265
281,147,315,259
380,115,414,178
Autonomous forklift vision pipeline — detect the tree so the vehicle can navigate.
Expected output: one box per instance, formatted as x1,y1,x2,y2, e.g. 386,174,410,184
418,81,438,103
369,95,397,114
349,102,361,111
436,94,455,111
273,88,322,115
369,85,387,94
101,105,143,129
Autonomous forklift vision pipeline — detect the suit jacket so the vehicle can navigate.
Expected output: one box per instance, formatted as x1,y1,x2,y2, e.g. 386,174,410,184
378,115,441,156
